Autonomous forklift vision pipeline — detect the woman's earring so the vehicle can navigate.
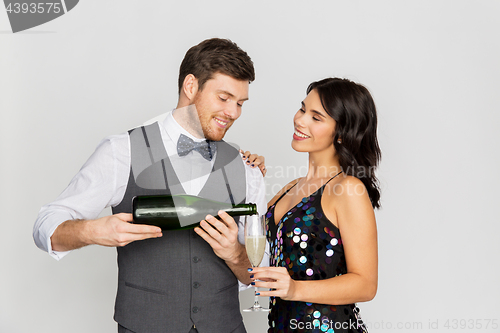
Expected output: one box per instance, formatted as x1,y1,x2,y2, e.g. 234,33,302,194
337,139,342,144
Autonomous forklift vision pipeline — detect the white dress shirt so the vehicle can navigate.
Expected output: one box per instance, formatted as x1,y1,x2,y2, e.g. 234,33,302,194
33,111,268,278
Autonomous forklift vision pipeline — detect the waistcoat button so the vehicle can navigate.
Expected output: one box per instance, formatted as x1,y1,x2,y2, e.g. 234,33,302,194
192,256,200,263
192,306,199,313
193,282,201,289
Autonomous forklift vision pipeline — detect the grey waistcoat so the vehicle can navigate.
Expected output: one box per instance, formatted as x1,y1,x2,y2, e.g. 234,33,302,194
112,122,247,333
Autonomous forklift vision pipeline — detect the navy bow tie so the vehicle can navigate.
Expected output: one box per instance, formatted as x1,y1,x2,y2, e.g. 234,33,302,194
177,134,216,161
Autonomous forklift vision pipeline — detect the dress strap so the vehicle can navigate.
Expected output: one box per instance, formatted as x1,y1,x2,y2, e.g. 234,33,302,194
319,171,343,195
272,181,299,206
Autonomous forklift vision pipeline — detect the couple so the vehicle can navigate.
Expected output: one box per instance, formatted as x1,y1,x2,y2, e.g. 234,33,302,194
33,38,379,333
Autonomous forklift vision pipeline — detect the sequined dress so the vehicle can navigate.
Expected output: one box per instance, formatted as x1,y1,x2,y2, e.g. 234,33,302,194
266,178,369,333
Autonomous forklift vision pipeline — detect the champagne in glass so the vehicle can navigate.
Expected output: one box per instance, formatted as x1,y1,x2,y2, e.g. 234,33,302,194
243,215,269,312
246,235,266,267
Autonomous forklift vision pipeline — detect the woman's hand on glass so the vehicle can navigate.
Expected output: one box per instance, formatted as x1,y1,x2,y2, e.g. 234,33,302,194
250,267,298,301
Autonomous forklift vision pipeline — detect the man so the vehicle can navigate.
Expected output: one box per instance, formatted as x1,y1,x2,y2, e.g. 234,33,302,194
33,38,266,333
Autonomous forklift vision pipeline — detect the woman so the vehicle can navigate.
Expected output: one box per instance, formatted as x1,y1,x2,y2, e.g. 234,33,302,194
250,78,380,333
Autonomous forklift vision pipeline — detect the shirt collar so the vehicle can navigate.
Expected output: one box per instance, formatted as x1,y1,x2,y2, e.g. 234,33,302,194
161,110,207,144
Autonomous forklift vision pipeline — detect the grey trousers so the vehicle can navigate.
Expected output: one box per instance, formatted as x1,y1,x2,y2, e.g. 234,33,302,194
118,324,198,333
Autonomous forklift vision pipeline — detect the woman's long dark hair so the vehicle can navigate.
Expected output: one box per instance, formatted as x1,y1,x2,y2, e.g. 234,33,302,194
307,78,382,208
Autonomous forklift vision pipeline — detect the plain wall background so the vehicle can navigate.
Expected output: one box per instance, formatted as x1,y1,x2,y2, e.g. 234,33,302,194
1,1,499,332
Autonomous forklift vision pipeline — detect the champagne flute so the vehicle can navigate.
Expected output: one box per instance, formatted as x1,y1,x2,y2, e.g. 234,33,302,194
243,214,269,312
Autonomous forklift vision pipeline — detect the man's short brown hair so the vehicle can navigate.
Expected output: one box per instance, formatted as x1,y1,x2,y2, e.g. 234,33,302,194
178,38,255,93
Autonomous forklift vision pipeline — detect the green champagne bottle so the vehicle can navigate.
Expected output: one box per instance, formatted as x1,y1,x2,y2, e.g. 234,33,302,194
132,194,257,230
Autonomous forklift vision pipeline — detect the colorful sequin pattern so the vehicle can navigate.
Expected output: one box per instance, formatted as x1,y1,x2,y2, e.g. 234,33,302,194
266,184,368,333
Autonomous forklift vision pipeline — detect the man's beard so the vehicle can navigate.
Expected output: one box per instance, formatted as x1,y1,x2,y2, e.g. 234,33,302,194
193,98,231,141
201,118,229,141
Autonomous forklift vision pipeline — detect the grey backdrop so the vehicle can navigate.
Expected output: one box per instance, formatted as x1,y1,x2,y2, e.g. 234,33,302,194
1,1,499,332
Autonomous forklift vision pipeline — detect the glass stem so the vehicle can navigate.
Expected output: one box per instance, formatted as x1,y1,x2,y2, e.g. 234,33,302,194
253,286,261,307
